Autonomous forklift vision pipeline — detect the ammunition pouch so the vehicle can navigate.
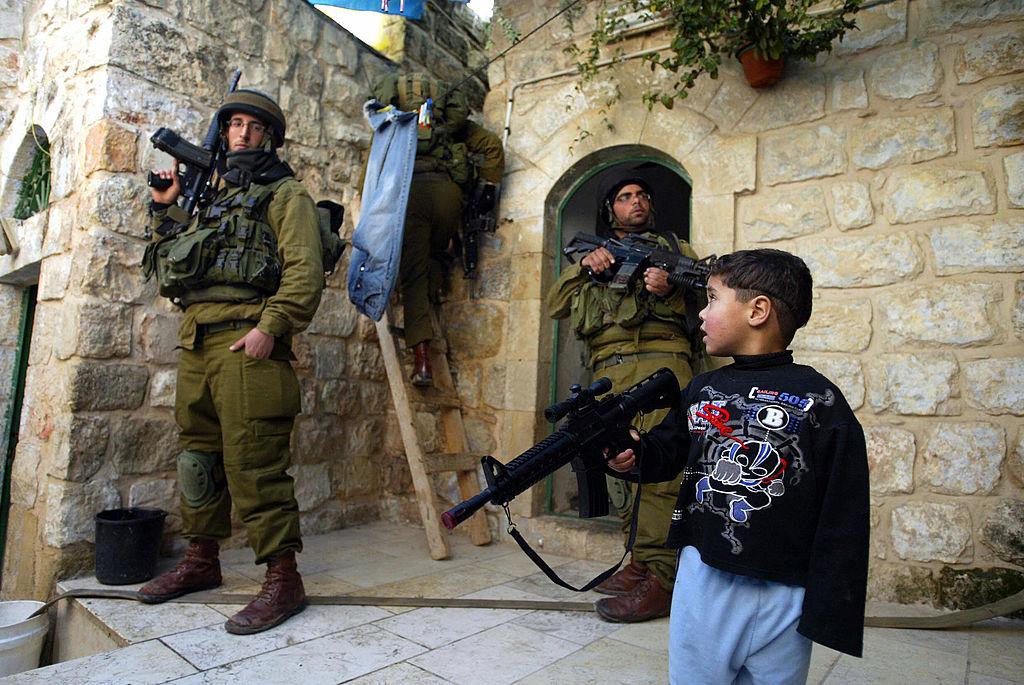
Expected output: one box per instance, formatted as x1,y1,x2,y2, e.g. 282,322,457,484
177,450,224,508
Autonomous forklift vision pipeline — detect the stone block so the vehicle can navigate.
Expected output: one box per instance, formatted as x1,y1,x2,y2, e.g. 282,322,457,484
930,221,1024,275
49,415,110,483
358,381,390,417
179,1,265,58
69,362,148,411
922,422,1005,495
956,27,1024,84
482,363,506,410
86,174,149,240
981,498,1024,566
638,106,716,162
869,42,942,100
964,358,1024,415
876,166,995,224
830,68,868,111
689,134,757,196
128,478,176,509
792,353,865,410
704,78,759,132
110,416,180,474
1007,153,1024,208
319,22,361,73
288,462,332,512
37,255,73,302
974,83,1024,147
139,312,179,365
793,298,871,352
867,353,959,415
347,341,385,381
878,282,1001,346
1013,432,1024,487
44,480,122,547
83,121,138,175
455,364,481,409
73,232,152,304
445,301,504,361
0,44,18,88
865,425,915,496
920,0,1024,34
762,125,846,186
0,3,24,41
867,563,936,605
343,418,383,459
891,502,972,563
851,108,956,170
736,68,826,133
307,288,358,338
9,442,39,508
794,233,922,288
0,285,21,344
463,413,496,454
739,186,829,243
311,336,346,379
76,301,132,359
1016,280,1024,340
149,368,175,408
830,181,873,230
936,566,1024,613
834,0,907,55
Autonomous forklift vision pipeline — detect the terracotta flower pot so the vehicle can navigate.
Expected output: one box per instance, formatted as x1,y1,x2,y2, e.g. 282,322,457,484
737,46,785,88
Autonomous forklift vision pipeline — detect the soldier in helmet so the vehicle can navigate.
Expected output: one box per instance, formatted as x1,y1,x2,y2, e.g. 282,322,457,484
546,173,704,623
141,89,323,634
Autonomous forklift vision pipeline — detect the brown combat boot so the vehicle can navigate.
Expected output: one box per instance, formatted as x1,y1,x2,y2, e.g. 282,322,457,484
411,341,432,387
594,566,672,623
225,551,306,635
138,538,222,604
594,558,647,596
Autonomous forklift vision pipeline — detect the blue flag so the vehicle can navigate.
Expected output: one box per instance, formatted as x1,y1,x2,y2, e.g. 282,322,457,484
316,0,470,20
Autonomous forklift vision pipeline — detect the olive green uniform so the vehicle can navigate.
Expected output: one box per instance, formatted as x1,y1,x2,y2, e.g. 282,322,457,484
546,231,699,591
401,121,505,347
149,178,323,564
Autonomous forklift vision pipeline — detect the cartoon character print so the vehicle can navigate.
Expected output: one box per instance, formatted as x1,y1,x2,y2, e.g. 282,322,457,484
696,440,787,523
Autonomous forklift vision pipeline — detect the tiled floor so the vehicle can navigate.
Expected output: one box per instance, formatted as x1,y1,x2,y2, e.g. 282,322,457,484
3,521,1022,684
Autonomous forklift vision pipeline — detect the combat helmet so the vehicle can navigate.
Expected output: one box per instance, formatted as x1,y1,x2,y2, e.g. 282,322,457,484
215,89,286,148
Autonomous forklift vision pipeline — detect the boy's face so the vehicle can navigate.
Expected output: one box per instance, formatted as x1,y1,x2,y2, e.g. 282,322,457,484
699,275,752,357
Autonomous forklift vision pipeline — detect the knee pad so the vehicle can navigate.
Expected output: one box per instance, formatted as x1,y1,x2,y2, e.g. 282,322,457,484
177,450,224,508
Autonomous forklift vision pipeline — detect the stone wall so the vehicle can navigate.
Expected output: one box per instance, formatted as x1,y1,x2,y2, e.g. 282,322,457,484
0,0,490,599
482,0,1024,609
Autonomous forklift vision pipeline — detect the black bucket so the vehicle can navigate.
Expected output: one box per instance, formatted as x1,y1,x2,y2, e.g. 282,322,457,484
94,508,167,585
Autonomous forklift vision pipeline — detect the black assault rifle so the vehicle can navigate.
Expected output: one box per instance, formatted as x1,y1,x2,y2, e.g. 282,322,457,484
563,231,716,292
441,367,680,530
460,181,500,279
147,69,242,222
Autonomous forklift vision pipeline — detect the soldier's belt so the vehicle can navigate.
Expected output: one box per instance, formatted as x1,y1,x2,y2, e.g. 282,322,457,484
197,319,259,336
592,351,688,372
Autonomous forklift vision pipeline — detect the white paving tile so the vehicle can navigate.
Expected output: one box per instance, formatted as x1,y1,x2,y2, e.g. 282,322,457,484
166,624,426,685
511,609,621,646
968,620,1024,683
605,616,670,654
161,604,391,670
373,606,525,649
0,639,195,684
513,636,667,684
71,596,228,643
503,559,611,602
968,674,1024,685
807,644,842,685
408,622,582,685
822,630,967,685
344,661,453,684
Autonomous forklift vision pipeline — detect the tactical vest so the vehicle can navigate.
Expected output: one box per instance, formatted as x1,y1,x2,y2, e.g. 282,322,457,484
143,180,284,307
373,73,473,186
569,232,688,342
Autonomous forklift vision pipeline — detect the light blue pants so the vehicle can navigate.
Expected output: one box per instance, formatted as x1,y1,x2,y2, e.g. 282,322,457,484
669,546,812,685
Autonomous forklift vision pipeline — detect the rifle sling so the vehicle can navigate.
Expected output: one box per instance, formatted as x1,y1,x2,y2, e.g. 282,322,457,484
505,482,643,594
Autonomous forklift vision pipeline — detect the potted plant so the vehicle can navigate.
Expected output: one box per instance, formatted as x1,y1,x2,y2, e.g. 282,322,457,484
569,0,862,107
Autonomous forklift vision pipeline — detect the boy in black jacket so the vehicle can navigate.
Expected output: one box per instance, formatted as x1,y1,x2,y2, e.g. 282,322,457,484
608,249,869,685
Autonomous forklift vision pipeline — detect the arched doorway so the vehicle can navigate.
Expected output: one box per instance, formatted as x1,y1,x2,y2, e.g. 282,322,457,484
544,144,693,517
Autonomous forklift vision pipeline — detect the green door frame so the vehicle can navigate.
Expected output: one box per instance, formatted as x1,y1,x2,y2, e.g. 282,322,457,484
545,155,693,515
0,286,37,570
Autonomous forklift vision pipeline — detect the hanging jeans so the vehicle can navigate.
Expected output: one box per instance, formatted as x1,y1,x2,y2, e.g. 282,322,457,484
347,100,418,321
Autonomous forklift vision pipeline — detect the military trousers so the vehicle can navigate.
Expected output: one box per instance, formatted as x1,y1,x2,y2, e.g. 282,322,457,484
175,326,302,564
399,172,463,347
597,351,693,592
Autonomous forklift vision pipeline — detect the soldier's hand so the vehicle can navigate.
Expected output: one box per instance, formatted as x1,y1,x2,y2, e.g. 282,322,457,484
607,448,635,473
644,267,672,297
581,247,615,274
150,168,181,205
229,327,275,359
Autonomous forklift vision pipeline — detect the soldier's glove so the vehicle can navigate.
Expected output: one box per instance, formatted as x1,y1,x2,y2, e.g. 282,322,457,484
476,183,497,214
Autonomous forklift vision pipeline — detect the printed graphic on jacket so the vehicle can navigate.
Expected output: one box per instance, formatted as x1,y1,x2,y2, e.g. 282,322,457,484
684,385,835,553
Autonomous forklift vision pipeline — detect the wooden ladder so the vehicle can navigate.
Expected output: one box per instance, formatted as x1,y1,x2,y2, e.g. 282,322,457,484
375,310,491,559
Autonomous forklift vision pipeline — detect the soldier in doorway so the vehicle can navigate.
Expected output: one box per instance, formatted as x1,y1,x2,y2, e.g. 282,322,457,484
545,173,702,622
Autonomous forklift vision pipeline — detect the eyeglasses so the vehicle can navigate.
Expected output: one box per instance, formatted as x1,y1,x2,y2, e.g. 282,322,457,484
228,118,267,135
614,190,651,204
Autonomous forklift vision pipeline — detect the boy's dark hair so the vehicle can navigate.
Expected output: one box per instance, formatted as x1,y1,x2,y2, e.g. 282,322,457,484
710,249,813,344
